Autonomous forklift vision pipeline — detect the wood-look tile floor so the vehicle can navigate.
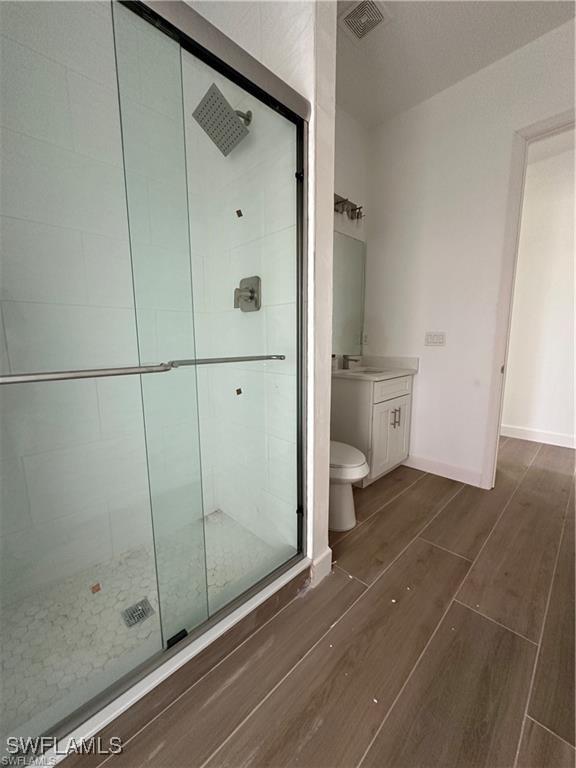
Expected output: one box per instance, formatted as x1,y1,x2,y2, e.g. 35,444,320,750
95,439,575,768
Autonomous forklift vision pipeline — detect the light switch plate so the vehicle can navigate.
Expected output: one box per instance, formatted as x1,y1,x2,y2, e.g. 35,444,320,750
425,331,446,346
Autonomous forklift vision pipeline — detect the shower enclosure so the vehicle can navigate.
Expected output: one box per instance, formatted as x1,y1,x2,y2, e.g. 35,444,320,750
0,0,306,745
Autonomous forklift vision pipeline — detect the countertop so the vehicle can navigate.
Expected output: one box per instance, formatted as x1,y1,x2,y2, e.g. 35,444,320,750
332,367,418,382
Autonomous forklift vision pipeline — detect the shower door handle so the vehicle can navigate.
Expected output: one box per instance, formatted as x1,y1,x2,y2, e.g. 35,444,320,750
0,355,286,385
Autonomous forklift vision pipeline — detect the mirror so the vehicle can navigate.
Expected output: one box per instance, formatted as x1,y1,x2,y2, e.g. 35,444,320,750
332,232,366,355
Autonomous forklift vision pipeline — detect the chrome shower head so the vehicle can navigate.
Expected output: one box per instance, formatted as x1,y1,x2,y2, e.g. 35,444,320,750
192,83,251,157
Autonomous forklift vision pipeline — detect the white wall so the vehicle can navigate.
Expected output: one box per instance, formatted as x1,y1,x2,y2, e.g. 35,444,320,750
502,133,575,448
334,107,369,241
365,21,575,487
311,0,337,583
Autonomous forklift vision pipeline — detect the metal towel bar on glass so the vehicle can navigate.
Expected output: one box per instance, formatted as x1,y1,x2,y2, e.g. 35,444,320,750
0,355,285,385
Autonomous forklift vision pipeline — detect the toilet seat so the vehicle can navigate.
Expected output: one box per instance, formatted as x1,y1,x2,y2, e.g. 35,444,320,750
330,441,369,483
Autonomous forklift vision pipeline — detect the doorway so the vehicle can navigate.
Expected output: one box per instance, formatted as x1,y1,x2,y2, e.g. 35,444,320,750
501,128,575,449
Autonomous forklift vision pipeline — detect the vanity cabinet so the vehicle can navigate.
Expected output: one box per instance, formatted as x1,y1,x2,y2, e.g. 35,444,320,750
371,395,411,479
331,374,413,487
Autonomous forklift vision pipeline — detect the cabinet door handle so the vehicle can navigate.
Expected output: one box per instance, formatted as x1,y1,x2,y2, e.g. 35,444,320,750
397,407,401,428
390,408,397,428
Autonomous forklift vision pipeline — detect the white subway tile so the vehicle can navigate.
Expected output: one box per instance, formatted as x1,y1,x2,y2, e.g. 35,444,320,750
195,367,215,420
0,458,32,536
130,242,192,312
265,302,297,375
257,489,298,549
156,310,196,360
0,217,86,305
23,436,149,523
135,308,158,364
67,70,123,166
190,2,262,61
266,435,297,506
108,491,154,557
0,379,100,459
0,35,73,149
134,12,182,120
124,171,151,246
120,98,185,184
200,467,216,515
96,377,145,439
265,372,297,442
225,172,265,249
263,160,298,236
0,1,117,88
3,302,139,372
0,128,129,239
210,367,265,432
260,227,297,306
189,247,208,313
189,311,212,359
196,309,265,359
112,3,142,103
147,175,190,252
140,368,200,431
82,232,134,308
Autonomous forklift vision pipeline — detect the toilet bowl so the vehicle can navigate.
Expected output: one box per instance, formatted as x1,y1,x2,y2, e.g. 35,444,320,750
329,441,369,532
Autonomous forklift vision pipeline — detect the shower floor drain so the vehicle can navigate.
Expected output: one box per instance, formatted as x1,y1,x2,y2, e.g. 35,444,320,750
122,597,154,628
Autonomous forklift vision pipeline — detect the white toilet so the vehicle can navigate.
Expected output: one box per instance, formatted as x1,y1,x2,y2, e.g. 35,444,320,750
329,441,369,531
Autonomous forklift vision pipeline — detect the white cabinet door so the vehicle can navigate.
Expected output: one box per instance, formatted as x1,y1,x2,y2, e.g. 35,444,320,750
370,395,411,479
370,400,395,478
389,394,411,467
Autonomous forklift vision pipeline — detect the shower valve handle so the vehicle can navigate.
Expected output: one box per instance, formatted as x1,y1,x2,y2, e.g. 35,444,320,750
234,287,255,307
233,276,261,312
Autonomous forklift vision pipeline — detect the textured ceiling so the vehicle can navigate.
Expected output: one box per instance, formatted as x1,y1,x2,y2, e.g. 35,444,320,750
336,1,575,127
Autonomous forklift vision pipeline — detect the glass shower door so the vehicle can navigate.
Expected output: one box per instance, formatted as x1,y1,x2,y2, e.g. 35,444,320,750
113,3,209,645
115,3,302,623
181,42,301,615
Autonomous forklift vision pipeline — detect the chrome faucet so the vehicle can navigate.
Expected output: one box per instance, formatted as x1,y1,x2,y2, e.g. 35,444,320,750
342,355,361,370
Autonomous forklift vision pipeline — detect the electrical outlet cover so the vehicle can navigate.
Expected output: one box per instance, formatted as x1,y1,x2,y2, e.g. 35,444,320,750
425,331,446,346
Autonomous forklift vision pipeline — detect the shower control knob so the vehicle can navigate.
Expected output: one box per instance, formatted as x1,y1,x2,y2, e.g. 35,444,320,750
233,276,261,312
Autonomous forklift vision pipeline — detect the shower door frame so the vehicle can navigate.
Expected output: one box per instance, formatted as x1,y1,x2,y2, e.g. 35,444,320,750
42,0,310,743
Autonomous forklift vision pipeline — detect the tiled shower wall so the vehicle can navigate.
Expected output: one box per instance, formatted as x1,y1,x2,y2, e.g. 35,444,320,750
182,53,299,549
0,1,156,603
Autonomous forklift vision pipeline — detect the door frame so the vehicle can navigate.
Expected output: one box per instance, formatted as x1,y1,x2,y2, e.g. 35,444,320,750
482,110,575,489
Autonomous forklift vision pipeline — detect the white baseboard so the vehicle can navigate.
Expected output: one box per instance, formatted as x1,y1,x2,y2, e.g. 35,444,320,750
501,425,575,449
310,546,332,586
403,456,484,488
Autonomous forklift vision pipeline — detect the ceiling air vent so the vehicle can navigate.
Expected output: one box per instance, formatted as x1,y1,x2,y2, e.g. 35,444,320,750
342,0,386,40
